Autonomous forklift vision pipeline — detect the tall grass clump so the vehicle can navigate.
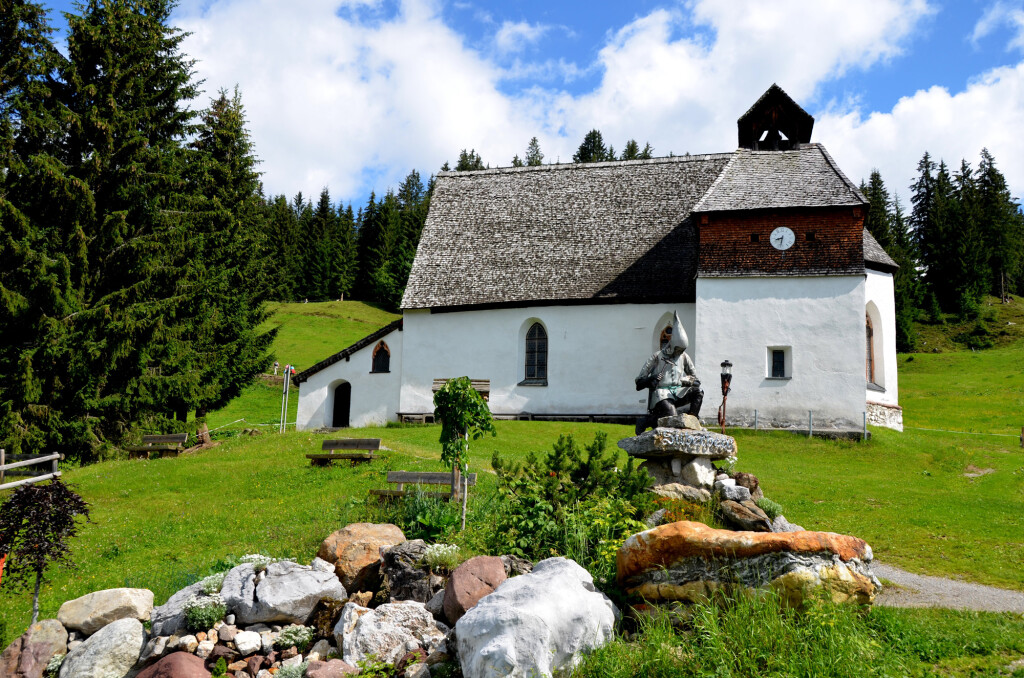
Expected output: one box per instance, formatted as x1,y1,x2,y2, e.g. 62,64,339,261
575,590,909,677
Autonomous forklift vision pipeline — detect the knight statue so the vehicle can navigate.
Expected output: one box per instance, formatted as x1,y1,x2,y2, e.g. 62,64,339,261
634,312,703,434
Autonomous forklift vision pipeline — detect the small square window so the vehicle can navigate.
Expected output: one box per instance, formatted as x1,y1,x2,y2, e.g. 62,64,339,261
767,346,791,379
806,231,816,241
750,233,760,243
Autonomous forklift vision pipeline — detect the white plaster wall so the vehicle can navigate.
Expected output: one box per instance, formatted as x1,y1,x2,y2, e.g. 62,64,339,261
694,276,866,429
399,304,697,416
296,328,403,430
865,270,899,407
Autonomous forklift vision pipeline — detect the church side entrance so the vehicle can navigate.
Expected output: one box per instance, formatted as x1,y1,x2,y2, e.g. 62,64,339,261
331,382,351,428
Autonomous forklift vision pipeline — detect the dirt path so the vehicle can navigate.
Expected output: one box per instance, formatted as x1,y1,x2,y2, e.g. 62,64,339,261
874,562,1024,613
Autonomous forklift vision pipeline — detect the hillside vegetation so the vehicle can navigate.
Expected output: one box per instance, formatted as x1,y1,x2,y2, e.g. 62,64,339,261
2,300,1023,668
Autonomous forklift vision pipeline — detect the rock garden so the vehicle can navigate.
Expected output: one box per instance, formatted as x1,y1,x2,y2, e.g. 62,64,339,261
2,414,890,678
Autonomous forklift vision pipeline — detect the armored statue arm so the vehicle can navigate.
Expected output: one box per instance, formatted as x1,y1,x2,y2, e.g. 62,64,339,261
635,354,660,391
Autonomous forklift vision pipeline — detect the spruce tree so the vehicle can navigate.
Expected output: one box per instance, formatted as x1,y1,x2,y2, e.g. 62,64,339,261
862,170,893,251
621,139,640,160
455,149,485,171
977,148,1024,298
639,142,654,159
952,159,988,316
573,129,609,163
525,137,544,166
511,154,524,167
264,194,300,300
890,196,922,351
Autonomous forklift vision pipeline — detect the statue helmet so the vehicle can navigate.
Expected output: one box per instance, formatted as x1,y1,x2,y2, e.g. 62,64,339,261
668,312,688,352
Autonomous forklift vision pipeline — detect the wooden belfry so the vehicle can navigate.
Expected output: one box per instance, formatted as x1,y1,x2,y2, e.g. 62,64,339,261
738,84,815,151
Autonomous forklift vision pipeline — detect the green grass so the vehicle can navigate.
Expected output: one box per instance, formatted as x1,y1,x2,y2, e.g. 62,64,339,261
912,293,1024,353
262,300,399,371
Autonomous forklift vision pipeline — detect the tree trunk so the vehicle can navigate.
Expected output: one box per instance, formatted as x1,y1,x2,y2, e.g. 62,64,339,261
31,569,42,625
197,408,211,445
451,464,461,502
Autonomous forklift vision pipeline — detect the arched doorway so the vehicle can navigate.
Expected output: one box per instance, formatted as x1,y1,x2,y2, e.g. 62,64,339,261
331,382,351,428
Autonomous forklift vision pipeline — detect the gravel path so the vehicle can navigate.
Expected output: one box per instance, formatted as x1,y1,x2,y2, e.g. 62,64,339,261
874,562,1024,613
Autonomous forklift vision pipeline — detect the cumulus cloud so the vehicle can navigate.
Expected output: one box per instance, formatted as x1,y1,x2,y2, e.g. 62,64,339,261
494,20,549,53
972,1,1024,52
172,0,1024,207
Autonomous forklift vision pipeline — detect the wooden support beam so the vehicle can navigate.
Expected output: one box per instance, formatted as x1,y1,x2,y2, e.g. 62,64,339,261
0,471,61,492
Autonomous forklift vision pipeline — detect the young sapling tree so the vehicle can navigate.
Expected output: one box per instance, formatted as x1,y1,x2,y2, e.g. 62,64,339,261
0,479,90,624
433,377,496,526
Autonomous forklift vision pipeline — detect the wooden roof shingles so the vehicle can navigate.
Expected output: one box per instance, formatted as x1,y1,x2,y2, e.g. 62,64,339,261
863,229,899,273
401,155,732,310
693,145,867,213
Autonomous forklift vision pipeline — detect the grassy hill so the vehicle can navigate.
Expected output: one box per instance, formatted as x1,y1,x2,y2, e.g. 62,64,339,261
2,299,1023,665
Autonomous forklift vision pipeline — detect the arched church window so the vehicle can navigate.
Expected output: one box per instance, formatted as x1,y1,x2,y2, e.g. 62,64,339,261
659,326,672,350
865,315,875,383
372,341,390,373
525,323,547,382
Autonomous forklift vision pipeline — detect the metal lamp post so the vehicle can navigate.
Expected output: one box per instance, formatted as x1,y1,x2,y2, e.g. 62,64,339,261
718,360,733,434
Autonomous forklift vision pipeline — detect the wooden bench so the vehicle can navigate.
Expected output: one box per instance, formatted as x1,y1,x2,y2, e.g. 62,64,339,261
369,471,477,500
307,438,381,466
127,433,188,459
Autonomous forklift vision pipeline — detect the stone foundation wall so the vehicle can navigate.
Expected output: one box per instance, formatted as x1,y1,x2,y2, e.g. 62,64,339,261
867,401,903,432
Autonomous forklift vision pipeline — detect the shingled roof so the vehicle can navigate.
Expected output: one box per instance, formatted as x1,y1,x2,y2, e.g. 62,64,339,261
693,145,867,213
863,229,899,273
401,154,733,310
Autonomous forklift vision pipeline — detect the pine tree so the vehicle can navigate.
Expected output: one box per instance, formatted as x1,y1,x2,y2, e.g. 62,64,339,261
976,148,1024,298
573,129,609,163
355,191,380,298
264,194,300,300
952,159,988,316
862,170,893,251
890,196,922,351
511,154,524,167
639,142,654,160
525,137,544,166
304,188,338,301
621,139,640,160
455,149,485,171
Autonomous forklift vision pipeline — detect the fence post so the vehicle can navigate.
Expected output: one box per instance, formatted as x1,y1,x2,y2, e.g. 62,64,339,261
754,410,758,432
863,412,868,442
808,411,813,439
1,448,4,484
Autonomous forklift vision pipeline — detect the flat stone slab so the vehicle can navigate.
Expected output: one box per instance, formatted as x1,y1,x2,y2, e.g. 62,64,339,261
617,428,737,460
656,414,703,430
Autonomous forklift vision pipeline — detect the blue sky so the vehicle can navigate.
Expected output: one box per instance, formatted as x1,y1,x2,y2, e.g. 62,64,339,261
39,0,1024,208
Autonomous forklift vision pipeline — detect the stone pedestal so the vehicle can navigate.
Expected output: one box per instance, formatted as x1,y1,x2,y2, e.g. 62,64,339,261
618,419,737,499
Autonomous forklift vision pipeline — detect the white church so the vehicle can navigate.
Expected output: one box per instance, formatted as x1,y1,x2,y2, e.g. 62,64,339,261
294,86,903,434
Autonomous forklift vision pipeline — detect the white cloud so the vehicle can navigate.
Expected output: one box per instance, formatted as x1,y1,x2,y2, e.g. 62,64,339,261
972,1,1024,52
494,20,548,53
174,0,1024,209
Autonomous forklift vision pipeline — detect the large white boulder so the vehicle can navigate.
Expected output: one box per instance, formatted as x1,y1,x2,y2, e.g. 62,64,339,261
222,559,347,624
58,617,145,678
455,557,617,678
334,601,448,665
57,588,154,636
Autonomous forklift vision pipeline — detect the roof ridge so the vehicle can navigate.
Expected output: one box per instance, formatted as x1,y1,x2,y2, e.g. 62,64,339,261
293,318,403,384
692,151,741,213
438,152,737,178
815,143,868,204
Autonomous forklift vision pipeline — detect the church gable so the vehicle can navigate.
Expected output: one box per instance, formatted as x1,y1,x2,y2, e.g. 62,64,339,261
737,83,815,151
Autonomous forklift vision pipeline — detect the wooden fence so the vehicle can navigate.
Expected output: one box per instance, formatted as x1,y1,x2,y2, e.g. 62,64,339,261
0,449,62,492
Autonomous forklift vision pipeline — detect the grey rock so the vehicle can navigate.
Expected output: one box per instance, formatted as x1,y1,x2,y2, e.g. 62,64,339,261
334,601,448,665
137,635,170,666
456,557,617,678
425,589,446,621
381,539,435,603
772,515,805,533
222,560,347,625
651,483,711,504
644,508,669,527
169,634,198,653
617,428,737,460
234,630,262,655
150,582,204,637
720,500,772,532
58,617,144,678
66,641,82,653
680,457,715,489
499,554,533,578
718,483,751,502
57,588,154,636
656,413,703,430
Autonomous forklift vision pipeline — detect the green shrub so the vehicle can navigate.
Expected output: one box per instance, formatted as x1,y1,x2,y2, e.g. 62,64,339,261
44,653,64,678
356,654,392,677
275,624,314,652
211,657,227,677
199,571,227,595
755,496,783,521
238,554,276,573
423,543,462,571
183,594,226,632
275,661,308,678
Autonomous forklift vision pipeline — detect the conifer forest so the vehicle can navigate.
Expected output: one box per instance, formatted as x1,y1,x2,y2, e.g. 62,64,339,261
2,0,1023,463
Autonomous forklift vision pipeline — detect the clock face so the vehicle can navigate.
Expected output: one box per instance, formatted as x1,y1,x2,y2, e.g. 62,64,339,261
770,226,796,250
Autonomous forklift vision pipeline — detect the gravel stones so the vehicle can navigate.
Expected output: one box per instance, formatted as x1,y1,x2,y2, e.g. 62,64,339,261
617,428,737,460
58,617,145,678
442,556,507,624
317,523,406,592
57,588,154,636
617,521,878,607
455,557,617,678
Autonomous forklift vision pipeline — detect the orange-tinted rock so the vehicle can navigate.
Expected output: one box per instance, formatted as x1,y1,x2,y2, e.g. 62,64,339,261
443,556,507,623
317,523,406,592
617,521,877,606
136,652,211,678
